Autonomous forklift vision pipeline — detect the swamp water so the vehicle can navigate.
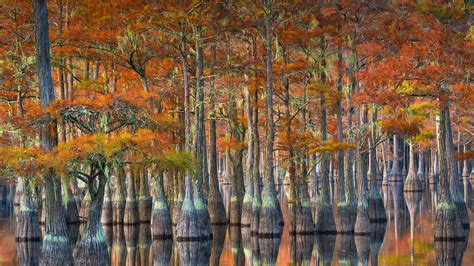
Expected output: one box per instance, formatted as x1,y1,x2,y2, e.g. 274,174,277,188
0,181,473,265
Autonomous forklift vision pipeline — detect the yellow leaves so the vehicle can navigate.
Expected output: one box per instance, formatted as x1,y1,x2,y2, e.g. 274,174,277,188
308,140,355,154
406,101,435,118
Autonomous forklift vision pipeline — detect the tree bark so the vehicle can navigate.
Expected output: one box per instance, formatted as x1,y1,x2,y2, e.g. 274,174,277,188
74,174,109,265
32,0,72,264
258,5,283,236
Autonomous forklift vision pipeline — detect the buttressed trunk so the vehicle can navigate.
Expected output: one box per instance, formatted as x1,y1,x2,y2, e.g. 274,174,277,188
33,0,72,264
444,104,470,230
258,7,283,236
434,105,464,241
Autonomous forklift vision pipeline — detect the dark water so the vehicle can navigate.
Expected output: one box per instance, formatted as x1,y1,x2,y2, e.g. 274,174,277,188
1,181,473,265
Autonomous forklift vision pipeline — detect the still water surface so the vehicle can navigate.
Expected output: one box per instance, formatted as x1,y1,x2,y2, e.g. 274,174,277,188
1,181,473,265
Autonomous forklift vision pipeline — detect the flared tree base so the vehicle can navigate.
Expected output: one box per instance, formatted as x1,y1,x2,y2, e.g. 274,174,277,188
101,200,113,225
334,204,353,234
434,202,465,241
208,196,227,226
112,200,125,225
368,193,387,223
314,203,336,234
124,200,139,226
151,208,173,240
171,201,182,226
16,210,41,241
354,206,371,236
241,199,253,227
229,199,242,226
196,207,212,239
40,234,73,266
138,198,152,223
258,205,284,237
176,208,208,241
289,203,314,235
73,230,109,266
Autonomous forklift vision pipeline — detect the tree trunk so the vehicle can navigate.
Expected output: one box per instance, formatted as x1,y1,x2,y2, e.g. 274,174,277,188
101,178,113,225
32,0,72,264
64,181,79,225
354,105,370,236
434,106,464,241
112,167,126,225
444,104,470,230
124,169,139,225
16,179,41,241
334,46,352,234
258,8,283,236
251,36,262,235
390,135,402,181
74,174,109,265
368,108,387,223
151,170,172,239
229,94,244,226
192,26,211,239
404,143,423,192
241,72,254,228
176,33,202,241
137,169,152,223
314,37,335,234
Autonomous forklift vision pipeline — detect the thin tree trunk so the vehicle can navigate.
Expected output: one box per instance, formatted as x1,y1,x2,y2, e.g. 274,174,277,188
314,37,336,234
258,7,283,236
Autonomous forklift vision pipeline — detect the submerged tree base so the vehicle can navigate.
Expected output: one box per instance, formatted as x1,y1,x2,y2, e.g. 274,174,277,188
101,200,113,226
151,207,173,240
112,200,125,225
138,198,152,224
229,199,242,226
334,204,353,234
241,199,253,227
258,204,284,237
434,202,465,242
171,201,182,226
123,200,139,226
73,228,109,266
208,196,227,226
314,202,336,235
40,234,73,266
176,200,210,242
368,193,387,223
16,210,41,242
354,205,371,236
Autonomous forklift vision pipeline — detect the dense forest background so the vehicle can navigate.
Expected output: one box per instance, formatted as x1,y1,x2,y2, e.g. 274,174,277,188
0,1,472,265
